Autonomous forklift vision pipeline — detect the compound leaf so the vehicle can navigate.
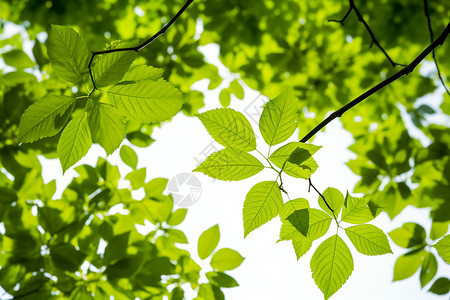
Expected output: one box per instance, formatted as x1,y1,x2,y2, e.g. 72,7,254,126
311,235,353,299
107,78,183,124
196,108,256,152
243,181,283,237
47,25,89,83
19,95,75,143
57,111,92,173
345,224,392,256
194,148,264,181
259,88,298,146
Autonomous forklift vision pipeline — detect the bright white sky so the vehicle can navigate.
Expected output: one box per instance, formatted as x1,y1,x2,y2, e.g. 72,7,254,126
2,21,449,300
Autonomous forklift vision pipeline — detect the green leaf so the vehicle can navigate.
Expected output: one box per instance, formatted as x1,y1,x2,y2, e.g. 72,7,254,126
269,142,320,178
393,249,426,281
103,232,129,265
47,25,89,83
107,78,183,123
121,65,163,81
19,95,75,143
57,111,92,173
433,234,450,263
210,248,244,271
50,243,87,272
259,88,298,146
430,221,449,240
167,228,189,244
92,41,137,88
341,194,377,224
124,168,146,190
420,252,438,288
198,224,221,260
193,148,264,181
319,187,344,217
279,198,309,221
219,88,231,107
196,108,256,152
243,181,283,237
119,144,138,169
287,147,311,165
167,209,188,226
229,79,244,100
429,277,450,295
345,224,392,256
170,287,184,300
206,271,239,288
2,49,35,69
292,238,312,260
280,208,331,241
311,235,354,299
286,209,309,237
389,223,426,248
87,102,125,155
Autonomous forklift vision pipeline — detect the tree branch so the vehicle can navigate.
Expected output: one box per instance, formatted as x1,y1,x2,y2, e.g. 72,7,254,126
423,0,450,96
329,0,403,67
300,21,450,143
87,0,194,95
308,178,336,218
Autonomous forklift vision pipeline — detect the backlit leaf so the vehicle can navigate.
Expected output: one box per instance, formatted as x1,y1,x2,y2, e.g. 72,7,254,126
206,271,239,288
393,249,426,281
345,224,392,256
389,223,426,248
47,25,89,83
269,142,320,178
280,208,331,241
279,198,309,221
121,65,163,81
197,108,256,152
311,235,353,299
292,238,312,260
92,41,137,88
120,144,138,169
319,187,344,217
2,49,34,69
429,277,450,295
193,148,264,181
107,78,183,124
341,194,377,224
87,102,125,155
19,95,75,143
433,234,450,264
198,224,220,260
210,248,244,271
243,181,283,237
57,111,92,172
420,252,438,288
50,244,87,272
259,88,298,146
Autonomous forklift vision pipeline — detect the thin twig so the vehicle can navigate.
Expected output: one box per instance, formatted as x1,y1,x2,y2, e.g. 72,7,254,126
329,0,403,67
87,0,194,96
423,0,450,95
300,22,450,143
328,7,353,24
308,178,336,218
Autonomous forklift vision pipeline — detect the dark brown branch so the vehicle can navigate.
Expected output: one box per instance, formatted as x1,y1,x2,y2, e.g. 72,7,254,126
308,178,336,218
423,0,450,96
328,7,353,24
300,22,450,143
329,0,403,67
87,0,194,95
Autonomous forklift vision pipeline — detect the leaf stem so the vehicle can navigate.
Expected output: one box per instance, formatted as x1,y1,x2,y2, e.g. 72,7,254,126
308,178,337,219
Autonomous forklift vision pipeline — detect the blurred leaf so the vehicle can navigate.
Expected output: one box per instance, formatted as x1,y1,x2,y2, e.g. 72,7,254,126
120,144,138,169
420,252,438,288
389,223,426,248
50,243,87,272
2,49,35,69
393,249,426,281
433,234,450,264
198,224,220,260
206,271,239,288
210,248,244,271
